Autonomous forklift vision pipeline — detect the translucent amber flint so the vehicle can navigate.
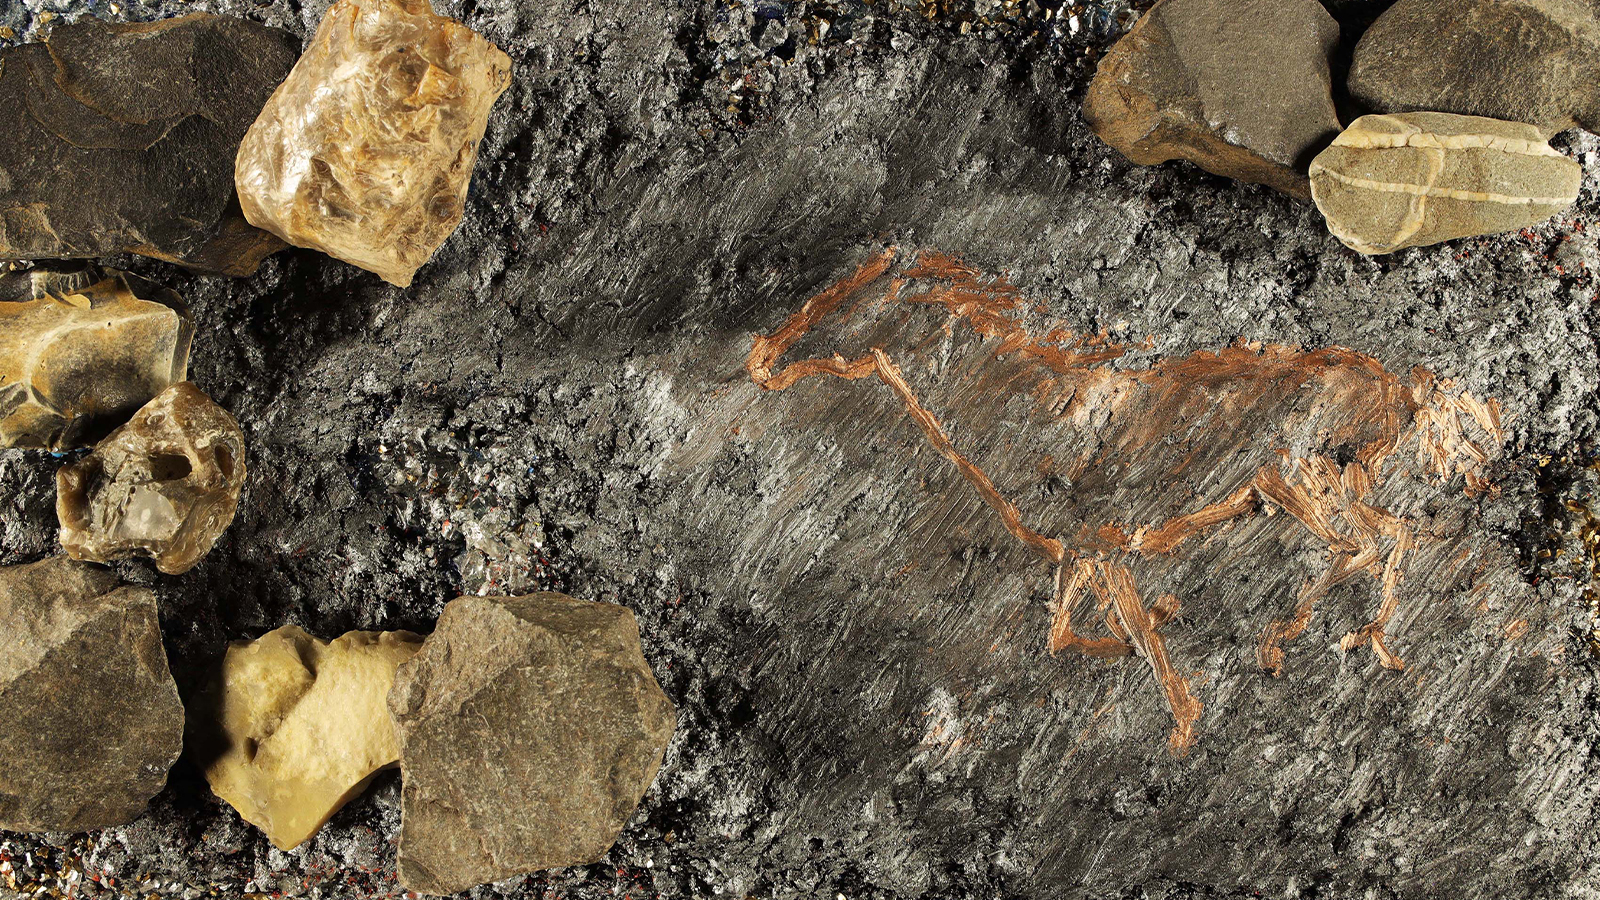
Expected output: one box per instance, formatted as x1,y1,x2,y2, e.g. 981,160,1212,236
234,0,512,287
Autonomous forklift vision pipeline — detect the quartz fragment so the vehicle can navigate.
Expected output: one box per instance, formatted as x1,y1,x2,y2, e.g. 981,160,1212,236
234,0,513,287
0,15,296,275
1349,0,1600,139
388,593,676,895
0,265,192,451
189,626,423,850
0,557,183,832
1082,0,1341,199
1309,112,1581,255
57,383,247,575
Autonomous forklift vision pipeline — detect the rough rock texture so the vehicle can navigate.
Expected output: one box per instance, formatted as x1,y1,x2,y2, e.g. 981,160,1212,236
2,1,1600,899
1349,0,1600,139
190,626,422,850
0,557,183,832
388,593,675,894
1310,112,1582,254
58,382,247,575
0,265,191,451
0,14,296,275
235,0,512,287
1083,0,1341,199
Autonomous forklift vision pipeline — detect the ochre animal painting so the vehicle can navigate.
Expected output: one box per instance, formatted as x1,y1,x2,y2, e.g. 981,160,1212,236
747,248,1506,753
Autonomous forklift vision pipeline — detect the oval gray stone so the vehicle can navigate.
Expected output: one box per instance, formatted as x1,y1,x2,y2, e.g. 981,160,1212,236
1309,112,1582,255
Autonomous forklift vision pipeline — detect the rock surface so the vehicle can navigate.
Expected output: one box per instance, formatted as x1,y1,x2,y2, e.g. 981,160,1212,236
388,593,675,894
190,626,423,850
235,0,512,287
57,382,247,575
1082,0,1341,199
1309,112,1582,254
1349,0,1600,139
0,14,296,275
0,557,183,832
0,265,191,451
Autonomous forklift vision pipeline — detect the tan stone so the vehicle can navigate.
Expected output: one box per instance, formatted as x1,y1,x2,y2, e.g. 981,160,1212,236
234,0,512,287
57,383,247,575
190,626,423,850
0,265,192,451
1309,112,1582,254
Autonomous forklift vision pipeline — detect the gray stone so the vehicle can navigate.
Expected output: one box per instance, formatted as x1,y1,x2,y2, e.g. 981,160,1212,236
58,383,248,575
1349,0,1600,139
1309,112,1582,254
1083,0,1341,199
388,593,676,895
0,264,192,452
0,14,296,275
0,557,183,832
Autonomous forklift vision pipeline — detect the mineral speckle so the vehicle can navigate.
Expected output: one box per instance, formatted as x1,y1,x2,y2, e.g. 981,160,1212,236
1082,0,1341,199
388,593,676,895
0,14,296,275
1349,0,1600,139
0,557,183,832
57,382,247,575
189,626,423,851
0,265,192,452
234,0,512,288
1309,112,1582,254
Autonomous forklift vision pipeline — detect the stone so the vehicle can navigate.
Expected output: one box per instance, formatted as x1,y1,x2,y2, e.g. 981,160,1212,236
1082,0,1341,199
0,264,192,452
388,593,676,894
0,557,183,832
1349,0,1600,139
1308,112,1582,255
0,15,297,276
188,626,423,851
57,383,247,575
234,0,513,287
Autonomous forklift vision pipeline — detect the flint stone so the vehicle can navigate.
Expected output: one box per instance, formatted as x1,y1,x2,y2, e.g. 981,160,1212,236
1083,0,1341,199
388,593,676,895
1349,0,1600,139
0,265,191,452
190,626,423,851
1309,112,1582,254
0,557,183,832
235,0,512,287
0,14,296,276
57,382,248,575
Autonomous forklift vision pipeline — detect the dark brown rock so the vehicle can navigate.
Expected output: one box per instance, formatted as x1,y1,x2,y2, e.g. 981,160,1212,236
1349,0,1600,139
58,382,247,575
1083,0,1342,199
388,593,676,895
0,557,183,832
0,264,192,451
0,15,296,275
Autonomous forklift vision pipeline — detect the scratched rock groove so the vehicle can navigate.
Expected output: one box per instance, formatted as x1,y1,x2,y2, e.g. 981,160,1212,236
1,1,1598,899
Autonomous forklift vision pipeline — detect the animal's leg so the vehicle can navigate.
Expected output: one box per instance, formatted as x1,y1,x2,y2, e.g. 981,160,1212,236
1338,529,1414,670
1257,552,1363,675
1131,484,1260,555
1049,556,1133,658
1091,560,1203,754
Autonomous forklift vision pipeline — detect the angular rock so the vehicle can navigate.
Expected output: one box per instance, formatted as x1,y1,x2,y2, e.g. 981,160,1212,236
0,557,183,832
0,15,297,276
0,265,192,451
189,626,423,850
388,593,676,895
1309,112,1582,254
1349,0,1600,139
1083,0,1341,199
57,383,247,575
235,0,513,287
